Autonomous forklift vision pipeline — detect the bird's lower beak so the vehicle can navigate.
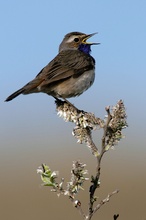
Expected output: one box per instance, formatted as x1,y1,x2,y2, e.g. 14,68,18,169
82,33,100,45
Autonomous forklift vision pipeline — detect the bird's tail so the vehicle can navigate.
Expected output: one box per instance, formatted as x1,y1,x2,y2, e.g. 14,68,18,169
5,88,25,102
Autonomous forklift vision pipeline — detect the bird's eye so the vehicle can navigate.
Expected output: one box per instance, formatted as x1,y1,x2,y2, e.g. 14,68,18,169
74,38,79,42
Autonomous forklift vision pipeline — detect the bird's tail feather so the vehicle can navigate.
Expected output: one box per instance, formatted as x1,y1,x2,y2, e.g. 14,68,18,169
5,88,25,102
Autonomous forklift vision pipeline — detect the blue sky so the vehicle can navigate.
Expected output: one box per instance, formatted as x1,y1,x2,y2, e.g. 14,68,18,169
1,1,146,220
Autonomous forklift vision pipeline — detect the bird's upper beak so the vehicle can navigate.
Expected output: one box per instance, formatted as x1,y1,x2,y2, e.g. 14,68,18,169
81,33,100,45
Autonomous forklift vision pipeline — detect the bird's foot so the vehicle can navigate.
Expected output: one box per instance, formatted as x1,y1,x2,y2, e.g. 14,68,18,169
54,97,84,114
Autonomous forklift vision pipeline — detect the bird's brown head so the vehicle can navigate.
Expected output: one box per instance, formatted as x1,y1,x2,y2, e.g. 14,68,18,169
59,32,99,54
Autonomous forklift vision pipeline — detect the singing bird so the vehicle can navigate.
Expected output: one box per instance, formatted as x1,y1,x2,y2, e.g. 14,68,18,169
5,32,99,102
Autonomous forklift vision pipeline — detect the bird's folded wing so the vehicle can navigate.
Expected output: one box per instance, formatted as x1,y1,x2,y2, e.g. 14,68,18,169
36,50,94,85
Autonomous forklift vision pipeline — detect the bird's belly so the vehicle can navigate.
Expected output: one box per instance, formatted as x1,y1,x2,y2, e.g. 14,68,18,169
54,69,95,98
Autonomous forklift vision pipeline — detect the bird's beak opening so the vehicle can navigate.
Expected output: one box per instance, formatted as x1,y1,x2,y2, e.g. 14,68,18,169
82,33,100,45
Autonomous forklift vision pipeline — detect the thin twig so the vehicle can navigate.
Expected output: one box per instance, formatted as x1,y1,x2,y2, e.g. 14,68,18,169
113,214,119,220
69,197,87,219
85,127,99,156
87,190,119,220
88,106,113,217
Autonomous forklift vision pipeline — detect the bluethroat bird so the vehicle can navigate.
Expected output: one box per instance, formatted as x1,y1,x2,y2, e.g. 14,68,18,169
5,32,99,102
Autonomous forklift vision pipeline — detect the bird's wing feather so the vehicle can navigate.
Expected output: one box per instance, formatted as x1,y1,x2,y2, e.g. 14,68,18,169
36,50,95,83
22,50,95,91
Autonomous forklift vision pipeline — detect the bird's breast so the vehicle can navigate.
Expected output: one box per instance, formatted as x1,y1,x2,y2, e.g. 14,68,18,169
54,69,95,98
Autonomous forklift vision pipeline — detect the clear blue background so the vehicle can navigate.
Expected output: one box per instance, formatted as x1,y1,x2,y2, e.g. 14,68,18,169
1,1,146,220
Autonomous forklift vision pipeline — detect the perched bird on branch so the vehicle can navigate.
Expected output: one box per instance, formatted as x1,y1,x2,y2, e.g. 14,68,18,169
5,32,99,102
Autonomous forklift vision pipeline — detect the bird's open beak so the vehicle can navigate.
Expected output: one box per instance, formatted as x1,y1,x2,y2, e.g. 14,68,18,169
82,33,100,45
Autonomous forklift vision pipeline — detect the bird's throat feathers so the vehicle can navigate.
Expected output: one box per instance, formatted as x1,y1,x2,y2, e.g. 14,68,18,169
78,44,91,55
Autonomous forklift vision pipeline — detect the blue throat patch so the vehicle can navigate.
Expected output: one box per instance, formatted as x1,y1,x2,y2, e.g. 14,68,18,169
78,44,91,55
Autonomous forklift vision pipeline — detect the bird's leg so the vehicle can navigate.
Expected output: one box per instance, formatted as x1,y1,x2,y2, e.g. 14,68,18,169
53,96,75,107
54,97,62,102
63,98,74,106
